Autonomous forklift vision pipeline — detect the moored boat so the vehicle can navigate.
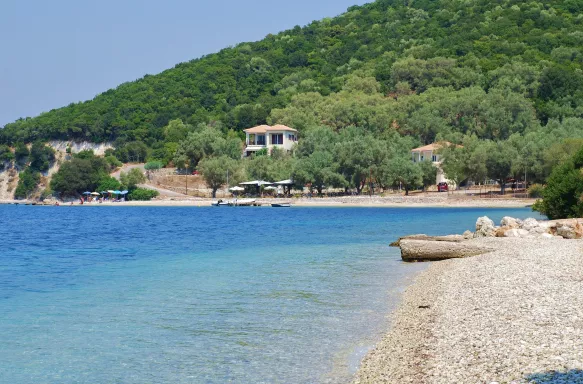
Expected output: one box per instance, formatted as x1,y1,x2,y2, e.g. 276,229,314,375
271,203,291,208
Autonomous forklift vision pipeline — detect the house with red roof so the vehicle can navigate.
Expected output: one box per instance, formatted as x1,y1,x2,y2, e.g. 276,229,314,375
243,124,298,157
411,141,462,186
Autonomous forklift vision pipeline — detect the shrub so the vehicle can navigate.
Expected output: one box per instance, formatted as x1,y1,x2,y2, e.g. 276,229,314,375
105,155,123,171
533,147,583,219
14,168,40,199
120,168,146,189
144,161,163,171
527,183,545,198
97,175,121,192
128,188,159,201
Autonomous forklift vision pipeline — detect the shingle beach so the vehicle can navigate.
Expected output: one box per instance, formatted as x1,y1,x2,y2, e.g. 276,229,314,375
355,237,583,384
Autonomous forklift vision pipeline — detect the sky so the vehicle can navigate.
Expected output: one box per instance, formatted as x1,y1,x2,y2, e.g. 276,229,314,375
0,0,369,126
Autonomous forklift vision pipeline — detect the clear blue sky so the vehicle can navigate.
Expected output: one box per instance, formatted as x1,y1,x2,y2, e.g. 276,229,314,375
0,0,369,126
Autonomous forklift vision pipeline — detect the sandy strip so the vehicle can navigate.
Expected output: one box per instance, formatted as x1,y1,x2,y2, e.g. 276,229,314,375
1,197,535,208
354,237,583,383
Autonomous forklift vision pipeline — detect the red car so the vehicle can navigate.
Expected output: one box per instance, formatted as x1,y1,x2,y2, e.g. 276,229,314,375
437,182,448,192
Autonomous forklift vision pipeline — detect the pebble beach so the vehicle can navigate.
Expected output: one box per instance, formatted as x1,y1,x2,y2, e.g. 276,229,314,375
354,237,583,383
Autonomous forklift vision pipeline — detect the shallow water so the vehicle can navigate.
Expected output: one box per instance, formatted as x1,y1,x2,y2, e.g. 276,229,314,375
0,206,541,383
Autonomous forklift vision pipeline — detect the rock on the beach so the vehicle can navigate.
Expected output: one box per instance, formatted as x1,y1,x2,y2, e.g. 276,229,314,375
504,228,529,238
474,216,496,238
520,218,540,232
500,216,520,229
556,224,581,239
463,230,473,239
399,239,493,261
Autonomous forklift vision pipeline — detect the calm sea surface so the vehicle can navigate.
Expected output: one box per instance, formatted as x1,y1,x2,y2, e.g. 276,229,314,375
0,206,540,383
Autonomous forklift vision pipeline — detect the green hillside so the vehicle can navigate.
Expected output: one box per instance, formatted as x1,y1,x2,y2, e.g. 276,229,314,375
2,0,583,149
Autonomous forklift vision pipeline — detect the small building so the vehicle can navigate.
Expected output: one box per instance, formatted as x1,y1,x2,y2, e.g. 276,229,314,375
243,125,298,157
411,142,461,185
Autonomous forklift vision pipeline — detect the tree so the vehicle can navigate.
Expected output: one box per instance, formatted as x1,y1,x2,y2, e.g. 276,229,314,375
198,156,240,198
14,142,29,166
440,146,466,190
418,160,437,191
164,119,190,142
292,151,346,196
379,156,422,195
120,168,146,190
246,155,274,181
14,168,40,199
174,125,242,170
115,141,149,163
335,130,376,194
485,141,518,194
29,141,55,172
533,147,583,219
50,157,103,197
96,175,121,192
0,145,14,167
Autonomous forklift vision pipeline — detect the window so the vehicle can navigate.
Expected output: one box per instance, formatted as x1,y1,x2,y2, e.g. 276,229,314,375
271,133,283,145
432,155,437,162
257,135,265,145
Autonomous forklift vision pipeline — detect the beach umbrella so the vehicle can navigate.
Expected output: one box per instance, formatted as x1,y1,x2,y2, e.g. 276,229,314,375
107,190,115,194
113,190,122,195
82,191,92,195
91,192,100,196
120,190,129,195
264,186,277,190
229,186,244,191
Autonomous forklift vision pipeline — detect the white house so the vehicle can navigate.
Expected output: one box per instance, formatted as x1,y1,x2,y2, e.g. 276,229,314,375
243,124,298,157
411,142,461,185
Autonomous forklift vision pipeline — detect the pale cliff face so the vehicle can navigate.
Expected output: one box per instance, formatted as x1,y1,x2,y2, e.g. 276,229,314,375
0,141,115,201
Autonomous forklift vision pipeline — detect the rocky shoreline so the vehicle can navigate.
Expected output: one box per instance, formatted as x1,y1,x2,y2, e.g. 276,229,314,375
354,217,583,383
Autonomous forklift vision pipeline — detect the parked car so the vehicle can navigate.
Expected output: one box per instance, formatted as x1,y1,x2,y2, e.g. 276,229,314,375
437,182,448,192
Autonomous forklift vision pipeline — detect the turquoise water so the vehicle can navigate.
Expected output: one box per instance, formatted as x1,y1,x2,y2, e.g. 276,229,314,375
0,206,540,383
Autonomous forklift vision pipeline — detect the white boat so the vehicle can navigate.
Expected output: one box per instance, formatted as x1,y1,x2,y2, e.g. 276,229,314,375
211,200,230,207
229,199,256,207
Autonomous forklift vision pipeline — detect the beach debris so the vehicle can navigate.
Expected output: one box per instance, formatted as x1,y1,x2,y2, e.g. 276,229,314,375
474,216,496,238
399,239,493,262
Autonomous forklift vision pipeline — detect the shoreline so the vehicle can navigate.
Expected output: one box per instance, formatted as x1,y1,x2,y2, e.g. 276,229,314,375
354,237,583,383
0,196,536,208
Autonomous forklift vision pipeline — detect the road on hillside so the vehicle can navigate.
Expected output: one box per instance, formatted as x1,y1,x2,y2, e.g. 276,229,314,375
111,163,146,180
111,163,188,197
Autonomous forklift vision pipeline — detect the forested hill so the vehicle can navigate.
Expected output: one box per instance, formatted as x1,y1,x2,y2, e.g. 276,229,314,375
2,0,583,147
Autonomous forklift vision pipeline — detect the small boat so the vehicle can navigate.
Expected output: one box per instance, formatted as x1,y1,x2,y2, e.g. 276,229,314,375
271,203,291,208
229,199,256,207
211,200,230,207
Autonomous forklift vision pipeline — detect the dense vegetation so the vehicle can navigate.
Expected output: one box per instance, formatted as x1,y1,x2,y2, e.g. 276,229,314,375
48,150,156,200
2,0,583,147
3,0,583,205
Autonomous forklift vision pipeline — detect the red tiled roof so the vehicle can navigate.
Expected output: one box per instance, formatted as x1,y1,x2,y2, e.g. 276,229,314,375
411,141,462,152
244,125,298,134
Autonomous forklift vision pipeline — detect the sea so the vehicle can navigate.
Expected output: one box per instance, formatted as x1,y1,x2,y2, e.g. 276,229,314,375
0,205,541,383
